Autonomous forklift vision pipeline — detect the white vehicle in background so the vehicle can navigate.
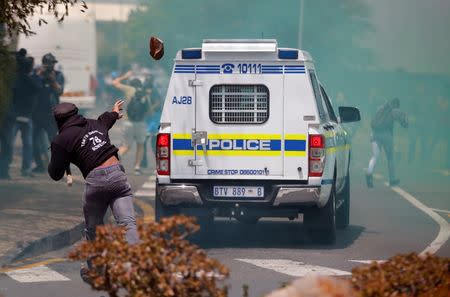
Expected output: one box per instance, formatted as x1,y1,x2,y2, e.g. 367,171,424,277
155,39,361,244
18,9,97,111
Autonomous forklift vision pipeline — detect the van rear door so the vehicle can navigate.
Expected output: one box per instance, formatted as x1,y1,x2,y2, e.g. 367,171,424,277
192,64,284,179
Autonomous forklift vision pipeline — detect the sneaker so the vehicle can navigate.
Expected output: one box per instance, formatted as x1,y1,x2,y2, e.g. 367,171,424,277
66,174,73,186
389,179,400,187
134,168,142,176
80,267,93,286
365,173,373,188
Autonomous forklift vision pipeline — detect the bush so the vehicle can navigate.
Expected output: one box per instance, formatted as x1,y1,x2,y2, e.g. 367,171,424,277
351,253,450,297
69,215,229,297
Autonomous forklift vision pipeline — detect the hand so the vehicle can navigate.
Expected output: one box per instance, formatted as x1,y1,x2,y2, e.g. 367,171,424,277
124,70,133,79
48,71,56,82
112,100,125,119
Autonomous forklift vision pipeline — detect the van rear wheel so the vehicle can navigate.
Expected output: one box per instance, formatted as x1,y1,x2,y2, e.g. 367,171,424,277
304,180,336,244
336,173,350,229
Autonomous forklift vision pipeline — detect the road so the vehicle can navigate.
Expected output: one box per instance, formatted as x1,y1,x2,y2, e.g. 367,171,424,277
0,168,449,297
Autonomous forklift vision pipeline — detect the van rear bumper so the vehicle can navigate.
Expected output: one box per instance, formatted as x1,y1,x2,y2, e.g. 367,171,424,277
157,183,321,207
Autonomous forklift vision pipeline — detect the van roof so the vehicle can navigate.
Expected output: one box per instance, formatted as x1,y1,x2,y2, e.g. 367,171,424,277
175,39,313,62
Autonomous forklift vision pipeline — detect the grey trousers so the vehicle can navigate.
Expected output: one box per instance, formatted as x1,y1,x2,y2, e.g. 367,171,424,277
367,132,396,182
83,164,139,244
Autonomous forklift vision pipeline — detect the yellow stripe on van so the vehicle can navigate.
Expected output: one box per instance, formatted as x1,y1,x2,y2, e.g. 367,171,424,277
173,150,281,157
284,134,307,140
207,134,281,140
323,131,335,138
285,151,307,157
326,144,351,154
172,133,192,139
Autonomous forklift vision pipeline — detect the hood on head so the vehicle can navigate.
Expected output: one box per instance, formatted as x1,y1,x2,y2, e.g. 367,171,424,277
53,103,86,130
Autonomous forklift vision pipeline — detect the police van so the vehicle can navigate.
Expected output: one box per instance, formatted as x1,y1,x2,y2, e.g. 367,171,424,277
155,39,360,243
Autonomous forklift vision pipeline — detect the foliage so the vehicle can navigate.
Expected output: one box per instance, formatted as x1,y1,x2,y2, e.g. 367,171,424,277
69,215,229,297
0,45,15,127
0,0,88,36
351,253,450,297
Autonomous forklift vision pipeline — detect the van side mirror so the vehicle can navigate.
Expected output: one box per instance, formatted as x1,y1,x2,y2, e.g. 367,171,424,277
339,106,360,123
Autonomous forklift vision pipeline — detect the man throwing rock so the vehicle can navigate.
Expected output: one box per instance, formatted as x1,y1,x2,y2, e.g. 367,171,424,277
47,100,139,278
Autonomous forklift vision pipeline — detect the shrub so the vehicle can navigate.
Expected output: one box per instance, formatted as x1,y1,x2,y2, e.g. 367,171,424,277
351,253,450,297
69,215,229,297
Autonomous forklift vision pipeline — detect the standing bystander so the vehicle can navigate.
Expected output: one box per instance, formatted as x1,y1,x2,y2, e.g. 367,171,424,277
10,56,42,177
366,98,408,188
32,53,64,173
112,71,150,175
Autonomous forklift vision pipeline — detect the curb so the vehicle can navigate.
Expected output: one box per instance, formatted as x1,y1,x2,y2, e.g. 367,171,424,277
0,222,84,267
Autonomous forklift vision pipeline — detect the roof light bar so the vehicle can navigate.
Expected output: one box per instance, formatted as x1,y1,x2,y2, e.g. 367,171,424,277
182,49,202,59
278,49,298,60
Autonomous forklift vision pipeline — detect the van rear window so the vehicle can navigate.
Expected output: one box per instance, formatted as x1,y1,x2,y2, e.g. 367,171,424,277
209,84,269,124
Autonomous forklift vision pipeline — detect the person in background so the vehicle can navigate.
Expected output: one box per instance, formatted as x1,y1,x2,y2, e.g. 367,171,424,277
47,101,138,283
141,76,161,169
366,98,408,188
112,71,150,176
32,53,64,173
0,49,27,179
10,56,42,177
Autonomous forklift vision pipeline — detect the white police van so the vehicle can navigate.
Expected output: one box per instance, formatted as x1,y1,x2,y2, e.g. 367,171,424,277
155,40,360,243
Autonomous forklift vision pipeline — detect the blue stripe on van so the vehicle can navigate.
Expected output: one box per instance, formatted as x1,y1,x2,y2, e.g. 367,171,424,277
284,140,306,151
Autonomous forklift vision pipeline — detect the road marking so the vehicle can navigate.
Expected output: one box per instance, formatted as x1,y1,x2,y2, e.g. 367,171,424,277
387,184,450,255
236,259,350,277
369,172,450,255
430,208,450,215
135,189,155,197
134,198,154,222
5,265,70,283
0,258,67,274
349,260,384,264
142,182,156,189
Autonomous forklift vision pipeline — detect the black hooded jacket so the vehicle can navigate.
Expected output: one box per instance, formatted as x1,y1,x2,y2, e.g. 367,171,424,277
48,112,119,180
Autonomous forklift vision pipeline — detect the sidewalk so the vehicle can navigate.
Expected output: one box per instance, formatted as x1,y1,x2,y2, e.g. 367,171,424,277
0,123,155,266
0,156,84,265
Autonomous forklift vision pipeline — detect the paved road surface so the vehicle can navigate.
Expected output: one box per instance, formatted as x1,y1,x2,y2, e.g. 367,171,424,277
0,168,449,297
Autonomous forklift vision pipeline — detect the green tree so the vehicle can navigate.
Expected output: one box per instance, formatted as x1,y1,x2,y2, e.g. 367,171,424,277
0,0,87,36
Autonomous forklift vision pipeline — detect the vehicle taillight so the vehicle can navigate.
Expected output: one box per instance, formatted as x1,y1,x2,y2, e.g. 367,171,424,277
309,134,325,177
156,133,170,175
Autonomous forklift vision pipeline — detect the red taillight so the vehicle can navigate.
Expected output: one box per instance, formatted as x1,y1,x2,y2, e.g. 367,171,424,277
309,134,325,177
310,135,324,148
156,133,170,175
157,133,170,147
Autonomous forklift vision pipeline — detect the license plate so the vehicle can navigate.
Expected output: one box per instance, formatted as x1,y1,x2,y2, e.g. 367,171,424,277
213,186,264,198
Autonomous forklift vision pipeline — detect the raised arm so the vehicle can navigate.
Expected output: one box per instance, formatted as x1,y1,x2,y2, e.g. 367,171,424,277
112,71,132,89
97,100,124,130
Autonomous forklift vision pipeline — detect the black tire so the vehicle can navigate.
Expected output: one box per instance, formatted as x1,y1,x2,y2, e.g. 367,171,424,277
336,173,350,229
304,179,336,244
237,216,260,225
